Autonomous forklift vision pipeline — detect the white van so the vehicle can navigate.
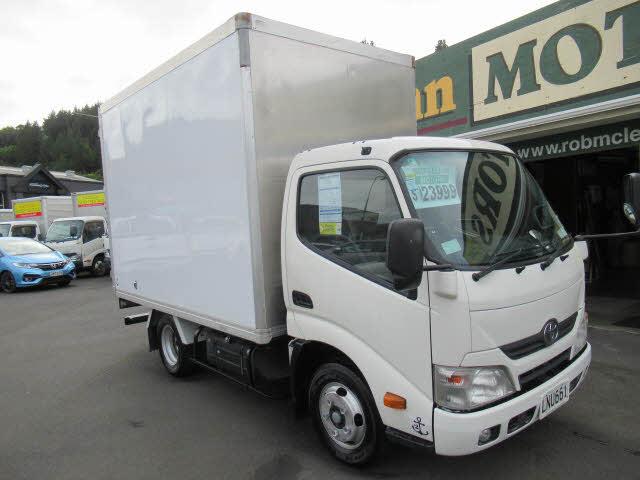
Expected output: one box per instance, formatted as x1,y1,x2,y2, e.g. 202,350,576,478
44,216,109,276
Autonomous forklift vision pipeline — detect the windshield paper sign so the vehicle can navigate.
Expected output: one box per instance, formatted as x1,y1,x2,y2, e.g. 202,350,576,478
401,159,460,209
318,172,342,235
77,192,105,207
14,200,43,218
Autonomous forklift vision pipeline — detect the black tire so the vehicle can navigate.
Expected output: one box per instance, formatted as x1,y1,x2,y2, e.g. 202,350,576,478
58,278,71,287
0,271,17,293
308,363,383,465
156,317,194,377
91,255,108,277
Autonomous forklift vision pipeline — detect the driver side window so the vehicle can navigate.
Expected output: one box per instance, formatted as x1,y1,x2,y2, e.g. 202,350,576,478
297,168,402,285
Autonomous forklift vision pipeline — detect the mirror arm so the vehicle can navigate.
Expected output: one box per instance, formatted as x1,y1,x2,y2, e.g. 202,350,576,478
423,259,455,272
574,229,640,241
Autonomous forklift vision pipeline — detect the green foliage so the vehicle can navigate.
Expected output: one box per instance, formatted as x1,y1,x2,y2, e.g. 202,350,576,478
0,104,102,179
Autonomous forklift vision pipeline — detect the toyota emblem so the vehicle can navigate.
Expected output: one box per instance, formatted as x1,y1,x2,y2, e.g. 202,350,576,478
542,319,560,346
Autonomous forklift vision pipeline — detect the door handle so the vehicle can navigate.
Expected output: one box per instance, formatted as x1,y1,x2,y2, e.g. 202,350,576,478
292,291,313,309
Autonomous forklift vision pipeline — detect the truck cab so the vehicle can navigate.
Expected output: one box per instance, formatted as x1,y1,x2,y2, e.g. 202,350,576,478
44,216,110,276
282,137,592,458
0,221,41,240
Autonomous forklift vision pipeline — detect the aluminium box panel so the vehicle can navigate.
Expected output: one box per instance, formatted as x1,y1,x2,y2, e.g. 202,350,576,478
101,32,262,340
247,28,416,332
0,209,13,221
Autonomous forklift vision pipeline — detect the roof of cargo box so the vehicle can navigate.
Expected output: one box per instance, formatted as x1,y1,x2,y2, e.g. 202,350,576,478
100,13,414,114
291,136,514,168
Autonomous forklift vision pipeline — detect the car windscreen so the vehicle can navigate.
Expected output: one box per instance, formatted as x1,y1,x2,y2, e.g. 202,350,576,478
46,220,84,242
0,224,9,237
394,150,571,267
0,239,52,256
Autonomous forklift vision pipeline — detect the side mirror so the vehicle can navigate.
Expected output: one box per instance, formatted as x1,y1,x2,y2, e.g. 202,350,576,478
623,173,640,228
386,218,424,291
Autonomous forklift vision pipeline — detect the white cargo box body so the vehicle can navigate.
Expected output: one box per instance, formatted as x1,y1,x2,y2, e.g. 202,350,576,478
12,196,73,233
99,13,416,343
0,209,13,221
72,190,107,218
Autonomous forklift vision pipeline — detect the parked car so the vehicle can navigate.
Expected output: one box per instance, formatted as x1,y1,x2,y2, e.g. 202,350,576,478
0,237,75,293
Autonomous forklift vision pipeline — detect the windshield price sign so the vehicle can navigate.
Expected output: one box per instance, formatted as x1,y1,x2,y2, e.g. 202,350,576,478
401,161,460,209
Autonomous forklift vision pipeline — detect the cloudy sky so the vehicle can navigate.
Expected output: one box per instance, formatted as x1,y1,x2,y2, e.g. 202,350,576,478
1,0,555,128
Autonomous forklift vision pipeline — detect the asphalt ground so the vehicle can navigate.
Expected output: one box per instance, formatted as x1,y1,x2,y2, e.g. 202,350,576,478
1,276,639,480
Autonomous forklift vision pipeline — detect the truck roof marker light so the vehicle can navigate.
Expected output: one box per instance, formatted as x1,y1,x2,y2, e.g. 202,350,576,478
383,392,406,409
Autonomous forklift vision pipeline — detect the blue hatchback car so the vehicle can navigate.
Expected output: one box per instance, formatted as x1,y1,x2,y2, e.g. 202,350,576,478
0,237,76,293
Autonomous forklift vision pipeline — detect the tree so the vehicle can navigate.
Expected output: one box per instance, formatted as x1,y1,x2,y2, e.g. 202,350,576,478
15,122,43,167
435,39,448,52
0,103,103,179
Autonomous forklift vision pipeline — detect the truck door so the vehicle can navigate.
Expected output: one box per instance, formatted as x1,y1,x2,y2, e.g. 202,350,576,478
81,220,105,267
284,161,434,440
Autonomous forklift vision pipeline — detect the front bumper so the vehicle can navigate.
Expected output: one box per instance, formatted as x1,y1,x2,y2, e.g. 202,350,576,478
433,343,591,456
15,264,76,287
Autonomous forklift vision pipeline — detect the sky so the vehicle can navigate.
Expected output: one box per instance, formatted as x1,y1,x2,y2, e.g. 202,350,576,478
0,0,556,128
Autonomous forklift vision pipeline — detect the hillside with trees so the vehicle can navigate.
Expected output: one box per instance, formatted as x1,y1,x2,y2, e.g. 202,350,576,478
0,103,102,180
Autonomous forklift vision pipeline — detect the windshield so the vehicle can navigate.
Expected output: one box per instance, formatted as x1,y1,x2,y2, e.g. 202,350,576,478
394,150,571,267
0,224,9,237
46,220,84,242
0,239,52,256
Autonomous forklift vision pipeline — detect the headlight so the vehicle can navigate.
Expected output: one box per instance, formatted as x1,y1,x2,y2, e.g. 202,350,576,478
66,254,79,261
12,262,38,268
434,365,515,411
574,310,588,354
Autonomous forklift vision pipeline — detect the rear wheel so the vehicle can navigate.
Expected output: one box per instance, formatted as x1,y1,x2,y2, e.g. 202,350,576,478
157,317,193,377
308,363,382,465
0,271,17,293
91,256,108,277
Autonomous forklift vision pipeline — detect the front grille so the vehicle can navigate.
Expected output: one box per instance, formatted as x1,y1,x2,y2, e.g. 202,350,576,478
500,312,578,359
38,262,66,271
518,349,571,392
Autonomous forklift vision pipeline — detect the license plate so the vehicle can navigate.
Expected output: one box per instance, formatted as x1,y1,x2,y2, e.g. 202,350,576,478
48,271,63,277
539,382,569,419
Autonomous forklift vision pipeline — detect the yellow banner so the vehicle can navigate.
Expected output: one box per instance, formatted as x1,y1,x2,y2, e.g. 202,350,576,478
77,192,105,207
14,200,43,218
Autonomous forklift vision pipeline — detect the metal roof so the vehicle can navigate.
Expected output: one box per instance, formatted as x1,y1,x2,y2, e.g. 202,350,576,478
0,165,101,183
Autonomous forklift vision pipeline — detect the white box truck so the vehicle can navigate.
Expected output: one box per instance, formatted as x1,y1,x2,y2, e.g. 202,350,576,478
12,196,72,239
39,191,110,275
100,13,640,465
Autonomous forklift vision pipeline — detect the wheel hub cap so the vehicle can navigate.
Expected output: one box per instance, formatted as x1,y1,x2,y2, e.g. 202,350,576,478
318,382,366,450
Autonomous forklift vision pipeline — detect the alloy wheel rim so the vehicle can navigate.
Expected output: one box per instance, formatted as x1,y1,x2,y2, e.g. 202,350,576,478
318,381,366,450
160,325,179,367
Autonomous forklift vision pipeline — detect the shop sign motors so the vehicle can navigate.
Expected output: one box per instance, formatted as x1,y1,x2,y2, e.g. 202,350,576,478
415,0,640,135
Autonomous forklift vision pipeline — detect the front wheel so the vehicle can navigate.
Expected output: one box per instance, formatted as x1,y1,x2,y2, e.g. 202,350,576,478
308,363,382,465
91,256,108,277
0,271,17,293
157,317,193,377
58,278,71,287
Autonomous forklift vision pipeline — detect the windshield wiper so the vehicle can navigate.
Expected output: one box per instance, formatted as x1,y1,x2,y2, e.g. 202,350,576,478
472,249,524,282
540,239,570,270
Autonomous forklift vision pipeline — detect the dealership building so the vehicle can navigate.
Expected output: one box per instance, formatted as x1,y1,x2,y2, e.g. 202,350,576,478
415,0,640,296
0,164,103,209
